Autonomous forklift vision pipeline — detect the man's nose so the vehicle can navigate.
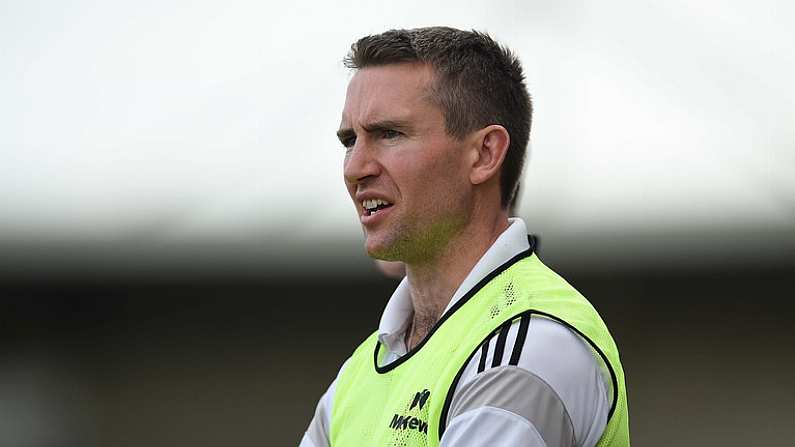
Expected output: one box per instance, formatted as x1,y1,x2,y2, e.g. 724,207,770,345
343,139,380,185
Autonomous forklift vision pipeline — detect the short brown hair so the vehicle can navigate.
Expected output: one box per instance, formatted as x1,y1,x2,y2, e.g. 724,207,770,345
344,27,532,208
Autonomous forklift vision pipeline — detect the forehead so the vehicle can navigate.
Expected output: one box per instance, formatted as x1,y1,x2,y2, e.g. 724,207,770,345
340,63,437,127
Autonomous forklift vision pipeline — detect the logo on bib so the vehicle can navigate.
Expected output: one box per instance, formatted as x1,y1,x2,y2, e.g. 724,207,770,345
388,389,430,434
410,389,431,410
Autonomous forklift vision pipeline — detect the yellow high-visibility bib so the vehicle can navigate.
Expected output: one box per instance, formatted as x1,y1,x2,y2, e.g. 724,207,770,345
331,245,629,446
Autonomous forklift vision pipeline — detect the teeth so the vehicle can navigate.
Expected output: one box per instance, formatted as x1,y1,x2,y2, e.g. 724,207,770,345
361,198,391,211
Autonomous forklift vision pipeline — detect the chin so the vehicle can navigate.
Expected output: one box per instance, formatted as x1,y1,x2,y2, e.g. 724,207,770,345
365,243,390,260
364,235,399,261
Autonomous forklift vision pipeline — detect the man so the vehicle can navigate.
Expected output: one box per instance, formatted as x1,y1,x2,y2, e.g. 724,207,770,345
300,27,629,446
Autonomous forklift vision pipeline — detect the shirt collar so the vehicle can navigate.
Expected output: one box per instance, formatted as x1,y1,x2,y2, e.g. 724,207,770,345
377,217,531,355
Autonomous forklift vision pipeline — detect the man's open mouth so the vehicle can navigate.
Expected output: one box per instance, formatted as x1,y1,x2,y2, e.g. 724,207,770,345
362,199,393,216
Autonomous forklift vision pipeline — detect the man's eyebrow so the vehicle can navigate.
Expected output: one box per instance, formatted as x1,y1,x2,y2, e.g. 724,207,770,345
336,119,413,143
361,120,411,133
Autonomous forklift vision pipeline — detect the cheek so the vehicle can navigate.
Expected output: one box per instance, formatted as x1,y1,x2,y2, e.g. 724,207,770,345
398,157,439,195
424,148,465,187
390,139,465,200
403,159,463,207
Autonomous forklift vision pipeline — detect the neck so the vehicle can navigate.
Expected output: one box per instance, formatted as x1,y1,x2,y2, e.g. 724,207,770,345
403,210,509,349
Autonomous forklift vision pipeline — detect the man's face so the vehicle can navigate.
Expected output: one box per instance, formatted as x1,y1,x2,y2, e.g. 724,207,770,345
338,63,472,263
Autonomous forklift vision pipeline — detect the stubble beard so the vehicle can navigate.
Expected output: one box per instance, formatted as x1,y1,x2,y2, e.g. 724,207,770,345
365,208,468,266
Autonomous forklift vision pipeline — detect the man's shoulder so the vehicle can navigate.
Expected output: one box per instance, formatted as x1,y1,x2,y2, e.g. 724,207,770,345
448,315,611,446
458,314,610,390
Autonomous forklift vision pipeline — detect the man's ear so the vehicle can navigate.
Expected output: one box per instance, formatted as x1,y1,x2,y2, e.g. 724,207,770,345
469,125,510,185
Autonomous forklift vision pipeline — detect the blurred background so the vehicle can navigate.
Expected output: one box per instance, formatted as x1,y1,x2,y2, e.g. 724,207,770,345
2,1,793,445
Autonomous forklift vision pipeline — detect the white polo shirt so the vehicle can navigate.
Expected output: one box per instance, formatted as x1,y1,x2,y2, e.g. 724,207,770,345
300,218,610,447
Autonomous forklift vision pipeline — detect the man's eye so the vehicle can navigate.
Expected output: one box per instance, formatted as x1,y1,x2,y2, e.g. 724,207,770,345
381,129,401,140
